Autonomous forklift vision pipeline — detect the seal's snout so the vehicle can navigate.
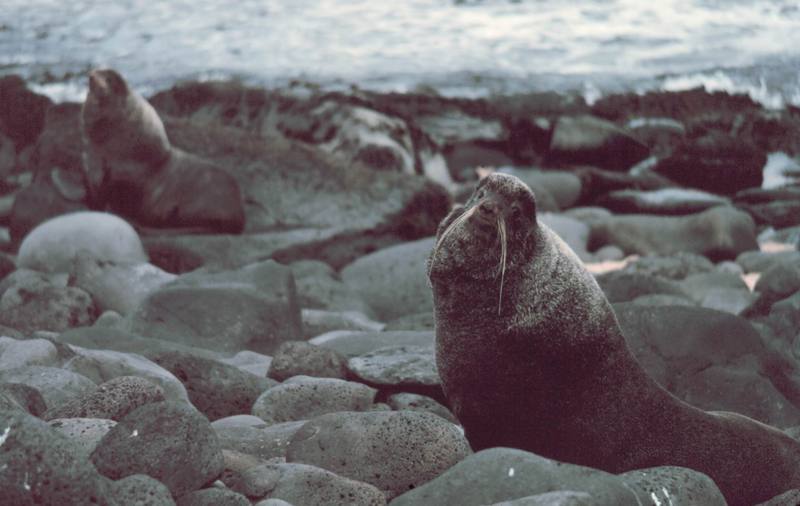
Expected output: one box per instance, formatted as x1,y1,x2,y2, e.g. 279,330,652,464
88,71,102,91
475,198,500,224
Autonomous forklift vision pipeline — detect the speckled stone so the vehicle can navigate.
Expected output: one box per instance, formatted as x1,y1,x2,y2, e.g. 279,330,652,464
287,410,470,498
91,401,224,497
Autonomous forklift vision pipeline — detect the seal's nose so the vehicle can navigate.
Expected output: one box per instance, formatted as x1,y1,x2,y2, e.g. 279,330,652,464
477,198,498,217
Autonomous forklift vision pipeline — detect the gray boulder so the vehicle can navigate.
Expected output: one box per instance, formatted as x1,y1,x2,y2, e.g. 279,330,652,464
341,238,434,321
91,401,224,497
0,410,114,505
287,410,470,498
228,462,386,506
128,260,302,354
252,376,376,425
149,350,275,421
388,448,637,506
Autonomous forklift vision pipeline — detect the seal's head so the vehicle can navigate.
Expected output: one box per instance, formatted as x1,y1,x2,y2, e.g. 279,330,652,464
428,173,538,312
87,69,129,106
83,69,135,149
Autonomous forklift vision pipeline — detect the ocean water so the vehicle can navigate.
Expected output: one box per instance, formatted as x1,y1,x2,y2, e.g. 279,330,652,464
2,0,799,106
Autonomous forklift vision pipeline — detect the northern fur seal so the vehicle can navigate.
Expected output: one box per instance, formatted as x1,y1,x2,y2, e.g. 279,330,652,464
428,173,800,506
81,69,245,232
81,68,171,205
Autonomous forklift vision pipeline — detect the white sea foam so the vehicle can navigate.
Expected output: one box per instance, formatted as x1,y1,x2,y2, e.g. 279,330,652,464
2,0,799,105
763,152,800,189
661,71,788,109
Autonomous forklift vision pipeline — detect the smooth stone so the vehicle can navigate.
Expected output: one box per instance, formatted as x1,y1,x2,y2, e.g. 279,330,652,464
347,345,440,389
0,410,113,505
214,420,306,461
497,168,583,210
619,466,726,506
70,255,176,315
596,188,729,215
290,260,376,319
149,350,274,421
16,211,147,273
48,417,117,460
736,250,800,274
715,260,745,276
287,410,471,498
616,304,800,427
94,310,125,328
756,489,800,506
301,309,385,339
57,326,222,360
252,376,376,425
0,365,96,411
678,271,758,314
341,237,434,321
383,312,436,331
631,294,696,307
742,200,800,228
0,382,47,416
591,245,625,263
589,206,758,261
488,491,593,505
388,448,637,506
128,260,302,354
653,132,765,195
219,350,274,378
696,287,758,315
64,346,189,404
596,271,688,303
310,331,434,358
386,393,457,423
176,488,250,506
254,500,295,506
221,448,268,476
228,462,386,505
211,415,268,430
755,259,800,300
547,115,650,171
682,362,800,428
538,213,591,260
267,341,348,382
0,335,59,368
91,401,224,497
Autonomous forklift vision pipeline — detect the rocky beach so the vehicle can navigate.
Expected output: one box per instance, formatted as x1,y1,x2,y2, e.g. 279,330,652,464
0,67,798,505
1,0,800,503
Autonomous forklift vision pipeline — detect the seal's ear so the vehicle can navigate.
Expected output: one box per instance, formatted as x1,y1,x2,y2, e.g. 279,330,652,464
104,70,129,96
436,205,465,240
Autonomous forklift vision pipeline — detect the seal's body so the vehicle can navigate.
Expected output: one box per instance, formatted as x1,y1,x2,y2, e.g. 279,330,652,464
80,69,245,233
81,68,171,196
428,173,800,506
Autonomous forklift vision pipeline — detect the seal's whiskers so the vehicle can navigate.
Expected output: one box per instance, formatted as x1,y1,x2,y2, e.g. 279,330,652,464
429,206,476,276
497,216,507,316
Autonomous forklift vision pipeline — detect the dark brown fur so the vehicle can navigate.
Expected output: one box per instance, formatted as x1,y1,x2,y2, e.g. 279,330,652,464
80,69,245,233
428,173,800,506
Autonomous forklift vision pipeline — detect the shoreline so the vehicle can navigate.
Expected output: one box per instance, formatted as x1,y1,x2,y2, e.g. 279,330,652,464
9,60,800,110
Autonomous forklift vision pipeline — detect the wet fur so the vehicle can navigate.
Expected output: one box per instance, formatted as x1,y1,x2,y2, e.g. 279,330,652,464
79,69,245,233
428,173,800,506
81,69,172,205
